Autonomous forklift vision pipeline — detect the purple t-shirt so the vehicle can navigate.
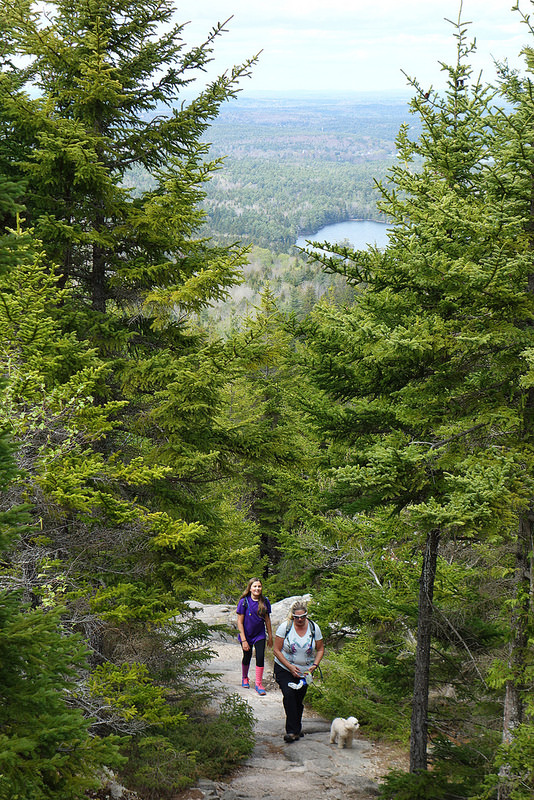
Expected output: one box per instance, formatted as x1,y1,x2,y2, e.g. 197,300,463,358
237,596,271,644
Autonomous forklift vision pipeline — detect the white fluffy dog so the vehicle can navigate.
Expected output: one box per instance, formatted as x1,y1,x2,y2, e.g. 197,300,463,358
329,716,360,749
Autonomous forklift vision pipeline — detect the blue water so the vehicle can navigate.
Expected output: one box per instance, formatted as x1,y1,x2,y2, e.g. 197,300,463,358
295,219,390,251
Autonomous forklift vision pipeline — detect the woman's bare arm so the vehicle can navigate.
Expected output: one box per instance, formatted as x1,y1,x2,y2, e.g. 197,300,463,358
237,613,249,650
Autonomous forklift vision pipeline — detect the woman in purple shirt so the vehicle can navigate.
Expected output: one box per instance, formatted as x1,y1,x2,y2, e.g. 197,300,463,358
236,578,273,695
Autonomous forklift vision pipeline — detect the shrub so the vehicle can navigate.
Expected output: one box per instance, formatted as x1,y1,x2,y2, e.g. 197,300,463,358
306,636,411,740
476,723,534,800
120,694,255,799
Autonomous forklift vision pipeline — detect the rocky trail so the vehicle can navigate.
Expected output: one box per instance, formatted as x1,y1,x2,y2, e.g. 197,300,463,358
177,601,409,800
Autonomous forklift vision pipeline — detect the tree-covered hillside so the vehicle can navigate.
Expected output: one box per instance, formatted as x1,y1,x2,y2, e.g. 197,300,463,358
124,94,416,253
199,94,417,250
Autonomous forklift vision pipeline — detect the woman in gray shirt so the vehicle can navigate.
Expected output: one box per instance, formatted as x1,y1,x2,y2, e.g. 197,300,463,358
273,600,324,742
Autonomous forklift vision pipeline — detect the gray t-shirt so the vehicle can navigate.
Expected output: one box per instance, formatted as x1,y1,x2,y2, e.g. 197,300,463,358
274,620,323,672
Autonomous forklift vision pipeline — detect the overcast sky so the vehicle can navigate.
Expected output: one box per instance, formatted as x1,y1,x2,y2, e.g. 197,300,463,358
176,0,528,94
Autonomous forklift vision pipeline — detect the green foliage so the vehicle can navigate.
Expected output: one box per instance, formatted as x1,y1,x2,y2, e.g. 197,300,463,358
308,637,411,740
379,766,472,800
380,731,499,798
0,0,263,790
89,662,187,727
0,0,263,593
295,7,534,787
120,694,255,800
0,592,122,800
476,724,534,800
214,289,324,573
193,693,256,776
379,769,452,800
0,331,121,800
0,183,120,797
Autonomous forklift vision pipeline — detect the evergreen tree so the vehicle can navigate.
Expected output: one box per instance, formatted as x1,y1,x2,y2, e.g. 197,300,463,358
0,0,261,788
0,0,260,611
479,10,534,796
0,181,120,800
302,13,534,790
219,289,323,580
0,583,122,800
0,0,254,313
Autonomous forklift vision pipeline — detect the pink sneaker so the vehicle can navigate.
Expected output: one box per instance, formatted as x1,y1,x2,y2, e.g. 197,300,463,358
255,684,266,696
241,677,250,688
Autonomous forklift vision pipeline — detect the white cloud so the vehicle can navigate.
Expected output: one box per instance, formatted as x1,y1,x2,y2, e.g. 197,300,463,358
176,0,528,93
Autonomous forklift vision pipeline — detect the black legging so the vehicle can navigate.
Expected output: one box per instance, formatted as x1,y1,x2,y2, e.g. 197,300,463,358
241,637,266,668
274,662,308,736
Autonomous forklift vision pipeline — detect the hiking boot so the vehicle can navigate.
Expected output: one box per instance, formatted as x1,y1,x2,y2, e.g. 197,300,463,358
284,733,298,743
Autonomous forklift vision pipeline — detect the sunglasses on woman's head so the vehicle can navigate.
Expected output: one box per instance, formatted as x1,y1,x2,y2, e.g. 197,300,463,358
293,613,307,620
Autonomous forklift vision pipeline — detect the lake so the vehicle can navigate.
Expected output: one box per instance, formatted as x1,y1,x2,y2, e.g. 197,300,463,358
295,219,390,251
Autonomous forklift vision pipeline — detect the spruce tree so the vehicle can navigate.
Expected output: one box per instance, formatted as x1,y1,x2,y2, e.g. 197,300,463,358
219,289,323,579
0,0,261,786
0,181,120,800
0,0,254,313
0,0,260,610
479,10,534,796
0,584,122,800
302,14,534,784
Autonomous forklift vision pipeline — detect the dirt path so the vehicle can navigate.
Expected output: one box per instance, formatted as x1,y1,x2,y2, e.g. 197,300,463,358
179,630,408,800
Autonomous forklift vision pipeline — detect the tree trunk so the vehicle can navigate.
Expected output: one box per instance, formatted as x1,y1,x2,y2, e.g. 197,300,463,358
502,514,531,741
497,511,533,800
410,528,440,773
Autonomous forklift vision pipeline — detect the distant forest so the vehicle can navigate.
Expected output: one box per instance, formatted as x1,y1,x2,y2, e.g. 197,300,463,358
125,93,418,257
199,94,419,251
127,93,419,327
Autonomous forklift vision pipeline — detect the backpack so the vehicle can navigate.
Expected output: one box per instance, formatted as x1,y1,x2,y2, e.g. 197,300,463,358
274,619,319,679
